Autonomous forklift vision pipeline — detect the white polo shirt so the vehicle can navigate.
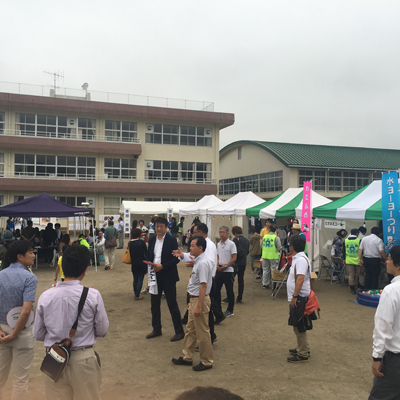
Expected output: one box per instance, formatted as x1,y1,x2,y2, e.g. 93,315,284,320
217,239,237,273
182,237,217,276
187,252,213,296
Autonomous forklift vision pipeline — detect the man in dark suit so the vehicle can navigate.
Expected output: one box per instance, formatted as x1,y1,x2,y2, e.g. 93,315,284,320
146,217,184,341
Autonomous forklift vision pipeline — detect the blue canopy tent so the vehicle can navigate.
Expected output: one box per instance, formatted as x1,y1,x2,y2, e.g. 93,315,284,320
0,193,93,217
0,193,95,269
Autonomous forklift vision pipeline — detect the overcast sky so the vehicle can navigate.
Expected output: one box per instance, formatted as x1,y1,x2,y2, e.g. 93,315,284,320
2,0,400,150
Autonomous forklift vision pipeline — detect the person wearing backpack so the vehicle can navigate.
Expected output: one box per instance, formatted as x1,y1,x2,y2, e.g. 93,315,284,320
104,220,119,270
232,226,250,304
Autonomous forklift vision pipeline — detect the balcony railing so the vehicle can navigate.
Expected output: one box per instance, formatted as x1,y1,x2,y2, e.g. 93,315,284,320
0,129,141,144
0,171,216,185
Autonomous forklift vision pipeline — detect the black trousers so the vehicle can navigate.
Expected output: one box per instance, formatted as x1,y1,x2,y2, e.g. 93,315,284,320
215,271,235,313
234,265,246,301
364,257,381,289
369,352,400,400
151,278,183,335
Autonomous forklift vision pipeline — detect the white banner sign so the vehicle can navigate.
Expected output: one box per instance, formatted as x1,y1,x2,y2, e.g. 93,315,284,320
314,218,322,231
324,219,346,229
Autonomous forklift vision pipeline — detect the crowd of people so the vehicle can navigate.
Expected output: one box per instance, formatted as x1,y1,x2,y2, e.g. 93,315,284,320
0,213,399,399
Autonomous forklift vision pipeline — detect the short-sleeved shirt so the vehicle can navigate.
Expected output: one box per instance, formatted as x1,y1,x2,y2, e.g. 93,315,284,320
118,220,124,232
359,234,384,258
0,262,38,324
187,252,213,296
287,252,311,301
217,239,237,273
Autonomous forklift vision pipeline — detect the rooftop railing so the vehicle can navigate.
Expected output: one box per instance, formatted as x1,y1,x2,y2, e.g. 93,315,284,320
0,81,215,112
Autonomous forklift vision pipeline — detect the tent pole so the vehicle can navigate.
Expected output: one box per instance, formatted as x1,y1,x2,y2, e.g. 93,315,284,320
311,217,315,272
93,216,97,272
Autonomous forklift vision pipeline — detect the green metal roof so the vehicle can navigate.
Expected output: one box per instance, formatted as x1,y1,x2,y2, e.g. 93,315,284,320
220,140,400,170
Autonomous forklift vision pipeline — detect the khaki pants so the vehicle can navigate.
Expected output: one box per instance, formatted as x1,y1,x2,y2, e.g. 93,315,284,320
293,326,310,358
0,324,35,400
104,247,116,268
44,347,101,400
346,263,365,286
182,296,213,367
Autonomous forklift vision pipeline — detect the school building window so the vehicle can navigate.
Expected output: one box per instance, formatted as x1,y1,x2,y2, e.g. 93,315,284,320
104,158,137,180
105,120,137,142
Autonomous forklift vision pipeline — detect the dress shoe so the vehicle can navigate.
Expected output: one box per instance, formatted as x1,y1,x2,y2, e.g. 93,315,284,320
172,357,192,366
214,314,226,325
192,362,212,371
170,332,185,342
146,331,162,339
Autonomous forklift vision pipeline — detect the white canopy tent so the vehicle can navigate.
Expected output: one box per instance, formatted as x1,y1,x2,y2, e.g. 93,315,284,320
207,191,265,242
120,200,194,235
179,195,223,221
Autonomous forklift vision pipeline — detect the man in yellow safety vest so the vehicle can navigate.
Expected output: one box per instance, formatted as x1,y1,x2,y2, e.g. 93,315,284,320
261,226,282,289
343,228,364,294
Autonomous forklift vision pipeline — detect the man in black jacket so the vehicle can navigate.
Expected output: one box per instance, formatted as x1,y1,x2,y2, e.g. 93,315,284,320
146,217,184,342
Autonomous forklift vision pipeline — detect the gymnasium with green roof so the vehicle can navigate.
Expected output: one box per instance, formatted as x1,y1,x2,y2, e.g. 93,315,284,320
218,140,400,200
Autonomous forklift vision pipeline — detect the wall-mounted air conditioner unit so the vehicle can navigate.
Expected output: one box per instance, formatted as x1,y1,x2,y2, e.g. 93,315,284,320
146,124,154,133
68,118,78,128
205,128,212,136
145,161,154,170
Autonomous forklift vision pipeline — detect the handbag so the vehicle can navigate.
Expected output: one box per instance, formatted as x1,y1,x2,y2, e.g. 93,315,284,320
40,287,89,383
298,256,320,317
122,247,131,264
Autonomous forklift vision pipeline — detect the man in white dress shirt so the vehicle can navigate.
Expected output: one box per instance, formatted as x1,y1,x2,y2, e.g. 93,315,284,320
173,223,219,340
369,245,400,399
172,236,213,371
359,227,386,289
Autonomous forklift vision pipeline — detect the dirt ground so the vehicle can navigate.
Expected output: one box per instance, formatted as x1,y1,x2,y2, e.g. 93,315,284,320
3,248,377,400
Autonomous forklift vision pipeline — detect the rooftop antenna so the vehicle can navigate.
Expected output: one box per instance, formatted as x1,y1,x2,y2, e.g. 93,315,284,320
43,70,64,95
81,82,89,98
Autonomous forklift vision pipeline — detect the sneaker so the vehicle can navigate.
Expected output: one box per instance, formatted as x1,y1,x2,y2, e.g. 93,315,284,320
105,265,110,270
289,349,311,357
141,288,149,294
263,285,270,289
223,310,234,318
222,298,228,303
287,355,309,363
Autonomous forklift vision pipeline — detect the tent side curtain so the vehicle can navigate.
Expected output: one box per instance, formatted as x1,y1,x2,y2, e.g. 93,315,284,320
245,192,285,217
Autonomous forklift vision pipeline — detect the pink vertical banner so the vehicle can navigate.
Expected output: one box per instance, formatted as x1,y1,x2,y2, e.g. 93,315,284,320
301,181,312,242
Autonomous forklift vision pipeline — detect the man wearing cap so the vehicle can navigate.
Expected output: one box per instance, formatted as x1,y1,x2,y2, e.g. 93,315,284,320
261,225,282,289
0,240,37,400
291,223,308,256
359,227,386,290
343,228,364,294
0,230,15,266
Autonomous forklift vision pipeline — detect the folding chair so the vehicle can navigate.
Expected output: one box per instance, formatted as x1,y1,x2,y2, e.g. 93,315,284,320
271,251,292,300
331,257,346,286
319,255,333,282
252,259,262,283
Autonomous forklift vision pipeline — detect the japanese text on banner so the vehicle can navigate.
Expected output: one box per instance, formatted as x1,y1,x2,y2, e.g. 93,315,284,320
301,181,312,242
382,171,400,252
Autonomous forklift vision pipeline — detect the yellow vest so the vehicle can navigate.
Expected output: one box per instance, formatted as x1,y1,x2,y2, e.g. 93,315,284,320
345,237,360,265
262,234,279,260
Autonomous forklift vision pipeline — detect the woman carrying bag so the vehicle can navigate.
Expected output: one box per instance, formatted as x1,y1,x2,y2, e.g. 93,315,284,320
128,228,148,300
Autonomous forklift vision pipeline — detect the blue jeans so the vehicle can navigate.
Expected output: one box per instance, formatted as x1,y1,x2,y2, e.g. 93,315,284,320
133,273,144,298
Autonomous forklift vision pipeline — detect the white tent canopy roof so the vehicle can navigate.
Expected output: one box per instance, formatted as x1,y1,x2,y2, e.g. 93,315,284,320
120,200,194,215
207,191,265,216
179,195,223,216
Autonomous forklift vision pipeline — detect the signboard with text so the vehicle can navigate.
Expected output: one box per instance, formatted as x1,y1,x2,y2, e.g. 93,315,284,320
301,181,311,242
382,171,400,252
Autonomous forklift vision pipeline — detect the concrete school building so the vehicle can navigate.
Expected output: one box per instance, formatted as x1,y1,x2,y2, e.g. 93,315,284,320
219,140,400,200
0,90,234,221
